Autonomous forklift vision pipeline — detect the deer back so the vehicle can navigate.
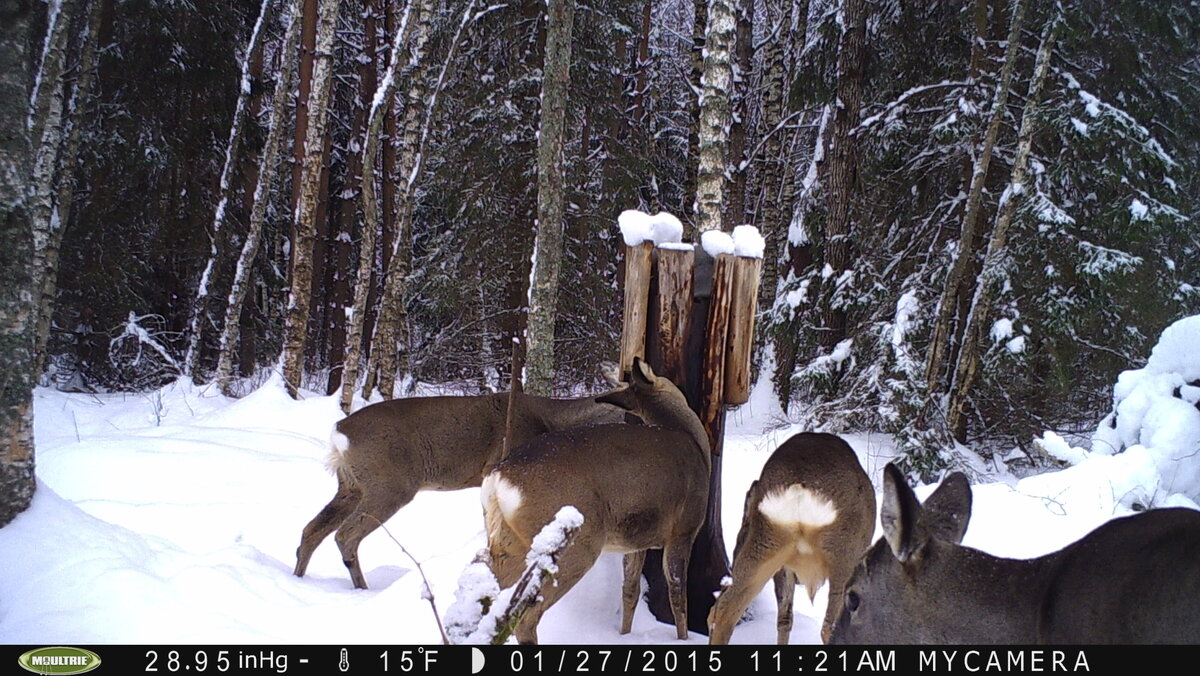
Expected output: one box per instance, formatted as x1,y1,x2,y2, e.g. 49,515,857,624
831,463,1200,644
709,432,876,644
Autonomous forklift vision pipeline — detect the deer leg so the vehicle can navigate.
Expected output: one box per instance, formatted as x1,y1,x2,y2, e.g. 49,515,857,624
513,536,604,645
621,550,647,634
333,486,416,589
821,559,854,644
707,540,782,644
294,476,362,578
662,537,694,640
774,568,796,645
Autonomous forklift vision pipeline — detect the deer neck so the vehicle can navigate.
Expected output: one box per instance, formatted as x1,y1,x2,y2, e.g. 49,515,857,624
927,541,1057,644
533,394,620,431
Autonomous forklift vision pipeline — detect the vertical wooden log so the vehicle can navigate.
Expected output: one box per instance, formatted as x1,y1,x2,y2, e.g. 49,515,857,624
653,246,694,385
700,254,735,455
723,255,761,404
619,241,654,378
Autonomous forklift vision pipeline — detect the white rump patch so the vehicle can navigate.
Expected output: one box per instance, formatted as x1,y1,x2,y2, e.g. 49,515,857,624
325,430,352,474
481,474,523,519
758,484,838,529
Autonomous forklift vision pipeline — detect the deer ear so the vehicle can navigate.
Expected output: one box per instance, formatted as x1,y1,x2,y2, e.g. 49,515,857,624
596,383,636,412
880,463,929,564
922,471,973,545
631,357,657,386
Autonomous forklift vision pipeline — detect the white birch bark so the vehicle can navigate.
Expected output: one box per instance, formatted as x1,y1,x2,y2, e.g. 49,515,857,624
185,0,275,381
280,0,340,397
695,0,736,235
215,0,304,395
338,0,416,411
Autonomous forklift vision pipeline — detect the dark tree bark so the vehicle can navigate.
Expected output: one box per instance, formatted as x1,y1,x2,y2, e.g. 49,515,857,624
0,0,38,527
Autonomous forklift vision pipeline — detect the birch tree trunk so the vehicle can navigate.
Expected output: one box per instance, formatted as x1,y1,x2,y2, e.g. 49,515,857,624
280,0,339,397
215,0,303,396
27,0,77,375
695,0,736,235
32,0,103,376
945,16,1059,440
924,0,1026,397
365,0,433,400
184,0,275,381
723,0,754,229
0,0,38,528
339,0,416,411
367,0,479,400
523,0,575,396
817,0,867,348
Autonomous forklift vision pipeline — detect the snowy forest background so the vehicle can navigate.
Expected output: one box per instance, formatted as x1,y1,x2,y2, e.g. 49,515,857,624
3,0,1200,524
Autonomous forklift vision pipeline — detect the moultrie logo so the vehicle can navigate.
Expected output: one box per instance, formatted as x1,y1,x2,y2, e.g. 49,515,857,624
17,647,102,675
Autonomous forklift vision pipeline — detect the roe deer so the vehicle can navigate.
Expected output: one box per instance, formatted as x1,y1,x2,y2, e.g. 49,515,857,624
707,433,876,645
294,387,626,589
481,358,710,644
831,463,1200,644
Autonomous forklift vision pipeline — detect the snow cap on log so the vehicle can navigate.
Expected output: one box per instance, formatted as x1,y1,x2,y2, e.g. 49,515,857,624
732,225,765,259
701,229,735,258
618,209,654,246
649,211,684,245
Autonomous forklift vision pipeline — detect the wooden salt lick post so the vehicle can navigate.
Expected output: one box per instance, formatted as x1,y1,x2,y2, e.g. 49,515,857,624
617,212,762,635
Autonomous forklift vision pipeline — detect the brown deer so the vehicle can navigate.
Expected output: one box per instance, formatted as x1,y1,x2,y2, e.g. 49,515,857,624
831,463,1200,644
293,386,626,589
481,358,710,644
707,433,876,645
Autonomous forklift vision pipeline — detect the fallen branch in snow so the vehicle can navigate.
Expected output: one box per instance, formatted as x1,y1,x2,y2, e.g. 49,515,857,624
444,506,583,645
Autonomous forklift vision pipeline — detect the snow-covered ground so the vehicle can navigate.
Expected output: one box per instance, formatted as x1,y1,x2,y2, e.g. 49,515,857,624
2,317,1198,645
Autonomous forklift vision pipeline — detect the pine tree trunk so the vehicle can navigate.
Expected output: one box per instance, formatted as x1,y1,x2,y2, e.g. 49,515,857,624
0,0,38,528
945,16,1058,440
755,0,792,313
32,0,104,377
523,0,575,396
184,0,275,381
216,0,303,396
340,0,416,411
281,0,340,397
817,0,867,349
925,0,1027,397
695,0,736,235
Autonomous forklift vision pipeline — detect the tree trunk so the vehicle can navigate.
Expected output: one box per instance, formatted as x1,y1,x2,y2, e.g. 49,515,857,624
925,0,1027,397
817,0,867,349
0,0,38,528
280,0,340,397
523,0,575,396
32,0,104,376
368,0,478,400
27,0,78,377
695,0,736,236
185,0,275,381
755,0,793,313
340,0,416,411
723,0,754,229
681,0,708,233
945,16,1059,440
216,0,304,396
